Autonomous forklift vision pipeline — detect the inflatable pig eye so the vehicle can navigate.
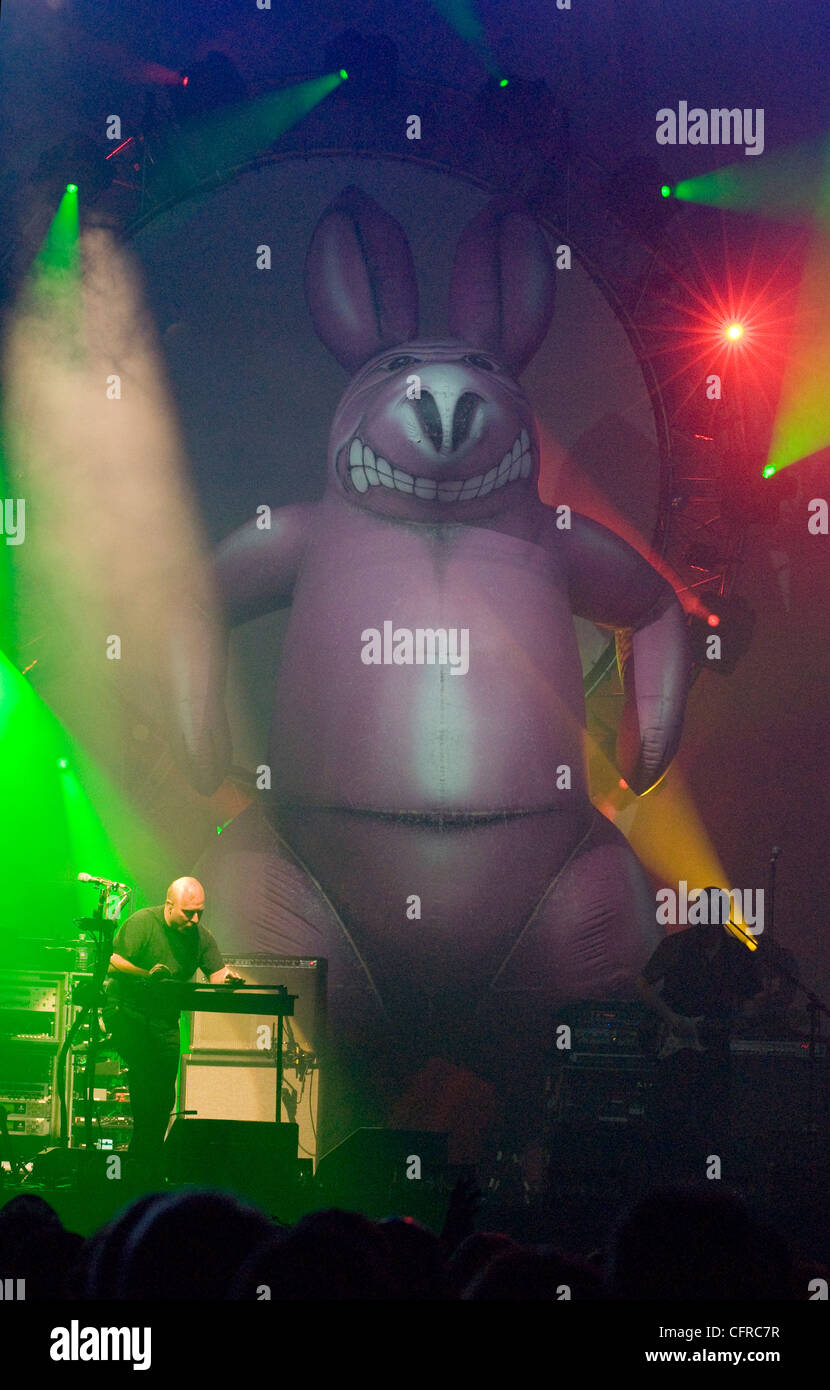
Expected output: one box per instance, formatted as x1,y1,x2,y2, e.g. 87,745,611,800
385,354,420,370
464,353,496,371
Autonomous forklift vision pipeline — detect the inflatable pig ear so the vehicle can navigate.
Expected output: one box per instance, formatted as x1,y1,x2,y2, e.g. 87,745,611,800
448,197,556,375
304,185,419,371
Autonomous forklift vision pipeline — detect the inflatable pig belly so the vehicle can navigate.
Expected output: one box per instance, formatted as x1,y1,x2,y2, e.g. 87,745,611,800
267,500,594,1000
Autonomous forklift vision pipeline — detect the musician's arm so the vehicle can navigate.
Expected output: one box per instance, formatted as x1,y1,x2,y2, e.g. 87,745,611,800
109,953,152,978
636,974,699,1037
108,915,156,976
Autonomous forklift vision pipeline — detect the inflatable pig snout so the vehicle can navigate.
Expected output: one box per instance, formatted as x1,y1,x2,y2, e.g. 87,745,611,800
303,186,555,520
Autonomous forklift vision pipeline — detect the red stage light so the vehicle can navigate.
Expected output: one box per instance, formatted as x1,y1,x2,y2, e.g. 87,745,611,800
707,613,720,627
725,322,744,341
182,75,189,86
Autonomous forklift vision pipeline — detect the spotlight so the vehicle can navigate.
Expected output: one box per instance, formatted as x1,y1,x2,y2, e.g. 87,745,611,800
339,69,348,80
661,184,672,198
65,183,78,194
57,758,68,769
725,322,744,341
763,465,776,477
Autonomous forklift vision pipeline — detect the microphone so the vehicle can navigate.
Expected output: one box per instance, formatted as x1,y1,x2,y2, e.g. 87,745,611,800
78,873,131,893
770,846,782,861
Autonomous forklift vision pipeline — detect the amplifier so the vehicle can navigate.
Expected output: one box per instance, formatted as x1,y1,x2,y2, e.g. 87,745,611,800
0,973,65,1042
186,956,325,1054
730,1050,830,1136
547,1064,652,1126
0,1098,53,1135
0,973,66,1139
551,1000,645,1058
567,1053,650,1071
179,956,325,1165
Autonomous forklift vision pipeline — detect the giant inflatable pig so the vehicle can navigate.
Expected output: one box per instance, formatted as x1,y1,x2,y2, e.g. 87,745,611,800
175,187,691,1145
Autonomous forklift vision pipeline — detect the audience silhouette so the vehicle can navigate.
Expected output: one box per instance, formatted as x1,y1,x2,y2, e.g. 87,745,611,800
0,1179,824,1301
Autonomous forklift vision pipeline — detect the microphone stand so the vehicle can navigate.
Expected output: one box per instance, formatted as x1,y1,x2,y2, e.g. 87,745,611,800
766,847,780,941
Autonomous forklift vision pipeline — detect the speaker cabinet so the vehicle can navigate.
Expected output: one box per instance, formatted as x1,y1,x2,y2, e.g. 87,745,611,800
730,1053,830,1137
165,1118,299,1210
187,957,325,1055
315,1128,450,1230
179,956,325,1164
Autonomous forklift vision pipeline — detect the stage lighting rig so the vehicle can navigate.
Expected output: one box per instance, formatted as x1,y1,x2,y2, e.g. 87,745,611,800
171,50,247,122
720,450,798,523
684,541,724,572
473,74,564,191
32,129,115,205
323,30,399,103
604,153,681,247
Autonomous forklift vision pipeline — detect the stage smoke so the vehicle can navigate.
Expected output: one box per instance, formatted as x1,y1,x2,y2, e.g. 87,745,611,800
3,226,221,791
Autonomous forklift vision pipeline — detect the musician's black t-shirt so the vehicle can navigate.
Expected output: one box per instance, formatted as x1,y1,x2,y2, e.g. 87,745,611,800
104,906,224,1024
641,927,762,1020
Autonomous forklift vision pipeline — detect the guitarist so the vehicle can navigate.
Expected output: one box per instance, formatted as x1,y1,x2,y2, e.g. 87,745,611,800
636,888,764,1176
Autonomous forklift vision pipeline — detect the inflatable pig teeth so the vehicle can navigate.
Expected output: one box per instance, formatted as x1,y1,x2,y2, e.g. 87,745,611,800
179,186,691,1145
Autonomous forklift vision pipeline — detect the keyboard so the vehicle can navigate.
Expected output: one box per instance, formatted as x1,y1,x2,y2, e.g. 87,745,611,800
154,983,296,1016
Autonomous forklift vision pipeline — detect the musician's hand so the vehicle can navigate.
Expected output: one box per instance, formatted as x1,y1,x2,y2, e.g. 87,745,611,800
148,963,173,978
223,971,245,984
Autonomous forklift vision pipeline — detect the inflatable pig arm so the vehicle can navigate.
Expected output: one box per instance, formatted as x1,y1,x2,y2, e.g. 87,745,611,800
561,514,692,794
168,504,314,796
447,190,691,796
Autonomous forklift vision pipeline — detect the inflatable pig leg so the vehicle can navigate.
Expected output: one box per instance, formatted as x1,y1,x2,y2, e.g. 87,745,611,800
487,806,659,1002
195,803,401,1149
196,800,657,1152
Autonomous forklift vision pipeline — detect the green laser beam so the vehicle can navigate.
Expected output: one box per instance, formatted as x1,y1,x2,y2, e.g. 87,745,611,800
156,74,342,196
0,648,165,932
21,185,84,365
674,134,830,225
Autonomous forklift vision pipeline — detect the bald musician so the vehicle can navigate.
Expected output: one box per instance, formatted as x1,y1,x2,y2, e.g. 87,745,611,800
102,878,243,1185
